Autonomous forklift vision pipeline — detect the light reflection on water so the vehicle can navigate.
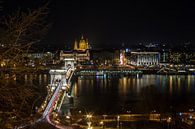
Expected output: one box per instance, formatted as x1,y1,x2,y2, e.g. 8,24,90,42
66,75,195,114
169,76,173,95
21,74,50,86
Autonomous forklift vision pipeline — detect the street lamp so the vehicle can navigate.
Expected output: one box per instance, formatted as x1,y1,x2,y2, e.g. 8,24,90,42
66,115,70,119
87,114,92,119
117,115,120,128
87,121,92,129
103,114,107,120
167,116,171,129
86,113,93,129
100,121,104,128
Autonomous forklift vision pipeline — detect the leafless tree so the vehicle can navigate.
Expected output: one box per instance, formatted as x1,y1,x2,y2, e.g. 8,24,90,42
0,2,50,69
0,2,50,128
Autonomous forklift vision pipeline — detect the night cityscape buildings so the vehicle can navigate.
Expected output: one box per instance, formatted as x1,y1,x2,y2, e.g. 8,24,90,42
60,36,90,64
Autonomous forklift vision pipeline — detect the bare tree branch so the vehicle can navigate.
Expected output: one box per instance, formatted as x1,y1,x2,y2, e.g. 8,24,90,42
0,2,50,128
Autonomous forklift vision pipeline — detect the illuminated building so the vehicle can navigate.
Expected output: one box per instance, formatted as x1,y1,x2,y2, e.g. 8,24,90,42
130,52,160,66
160,50,170,63
169,43,194,64
91,49,115,66
160,44,170,63
169,52,193,64
114,50,120,65
60,36,90,64
169,52,181,64
120,50,126,65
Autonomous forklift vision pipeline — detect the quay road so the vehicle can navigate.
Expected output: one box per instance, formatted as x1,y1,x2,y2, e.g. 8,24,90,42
61,112,194,129
19,67,195,129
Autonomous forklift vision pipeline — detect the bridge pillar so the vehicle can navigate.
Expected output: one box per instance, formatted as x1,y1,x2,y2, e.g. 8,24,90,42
64,58,75,69
49,69,67,90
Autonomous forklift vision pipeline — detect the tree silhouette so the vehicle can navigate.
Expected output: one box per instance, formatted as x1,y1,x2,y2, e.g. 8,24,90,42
0,2,50,128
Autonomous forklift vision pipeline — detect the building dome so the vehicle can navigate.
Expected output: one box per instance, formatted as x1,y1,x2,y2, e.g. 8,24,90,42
74,35,89,51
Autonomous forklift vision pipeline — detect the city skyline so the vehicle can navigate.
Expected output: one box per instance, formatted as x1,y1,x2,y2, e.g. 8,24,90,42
1,1,195,128
1,0,195,49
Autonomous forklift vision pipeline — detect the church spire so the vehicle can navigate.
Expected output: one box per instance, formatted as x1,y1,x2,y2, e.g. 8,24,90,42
74,40,78,50
86,38,89,49
81,35,84,40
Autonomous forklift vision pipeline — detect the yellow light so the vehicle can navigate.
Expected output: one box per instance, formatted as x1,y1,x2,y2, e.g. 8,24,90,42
66,115,70,119
87,114,92,118
55,113,58,117
1,61,6,67
167,117,171,123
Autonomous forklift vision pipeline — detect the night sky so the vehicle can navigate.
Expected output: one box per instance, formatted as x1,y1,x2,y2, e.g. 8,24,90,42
2,0,195,49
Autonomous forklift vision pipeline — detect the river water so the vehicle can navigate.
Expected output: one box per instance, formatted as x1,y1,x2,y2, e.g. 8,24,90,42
64,75,195,115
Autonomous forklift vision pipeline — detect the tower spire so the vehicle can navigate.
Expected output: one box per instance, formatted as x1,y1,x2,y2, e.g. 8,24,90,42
74,40,78,50
86,38,89,49
81,35,84,40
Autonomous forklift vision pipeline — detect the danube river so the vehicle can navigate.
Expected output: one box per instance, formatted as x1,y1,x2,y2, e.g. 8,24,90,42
62,74,195,115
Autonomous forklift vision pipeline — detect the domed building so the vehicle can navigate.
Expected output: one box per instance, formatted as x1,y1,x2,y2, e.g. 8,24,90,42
60,36,91,66
73,36,90,51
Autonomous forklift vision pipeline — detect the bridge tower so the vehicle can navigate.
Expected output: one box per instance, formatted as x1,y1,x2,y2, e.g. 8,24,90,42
64,58,75,69
49,69,67,90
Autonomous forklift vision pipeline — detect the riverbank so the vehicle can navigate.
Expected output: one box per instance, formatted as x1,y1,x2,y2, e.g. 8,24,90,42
0,72,49,128
75,68,195,76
